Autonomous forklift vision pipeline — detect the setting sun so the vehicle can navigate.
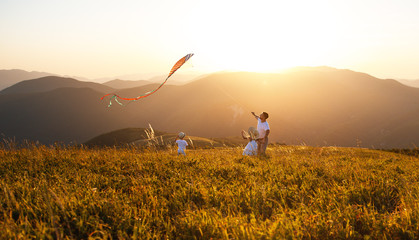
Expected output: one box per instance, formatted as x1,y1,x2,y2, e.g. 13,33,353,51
189,0,345,73
1,0,419,79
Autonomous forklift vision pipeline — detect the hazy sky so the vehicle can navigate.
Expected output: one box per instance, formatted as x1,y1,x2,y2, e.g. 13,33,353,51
1,0,419,80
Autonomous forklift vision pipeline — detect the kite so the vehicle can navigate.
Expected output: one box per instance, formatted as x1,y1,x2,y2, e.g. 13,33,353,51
101,53,194,107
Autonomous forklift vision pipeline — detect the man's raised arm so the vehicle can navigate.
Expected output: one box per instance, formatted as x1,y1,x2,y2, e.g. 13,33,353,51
251,112,259,120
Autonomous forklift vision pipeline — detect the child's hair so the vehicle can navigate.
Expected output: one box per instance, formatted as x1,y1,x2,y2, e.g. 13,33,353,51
178,132,186,139
262,112,269,119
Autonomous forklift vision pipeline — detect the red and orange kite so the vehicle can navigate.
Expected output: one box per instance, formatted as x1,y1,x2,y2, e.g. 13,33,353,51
101,53,194,107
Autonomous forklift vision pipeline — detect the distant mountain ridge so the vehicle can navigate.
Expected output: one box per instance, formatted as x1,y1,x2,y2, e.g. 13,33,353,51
0,69,56,90
0,76,114,95
0,69,203,91
1,67,419,148
103,79,152,89
0,69,96,91
397,79,419,88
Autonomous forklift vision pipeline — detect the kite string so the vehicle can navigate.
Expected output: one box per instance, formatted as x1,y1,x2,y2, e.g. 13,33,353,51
216,85,251,112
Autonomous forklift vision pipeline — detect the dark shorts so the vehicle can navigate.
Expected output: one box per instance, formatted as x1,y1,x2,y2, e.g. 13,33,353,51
260,137,268,153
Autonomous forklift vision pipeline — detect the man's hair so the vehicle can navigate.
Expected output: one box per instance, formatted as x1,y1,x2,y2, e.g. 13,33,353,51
262,112,269,119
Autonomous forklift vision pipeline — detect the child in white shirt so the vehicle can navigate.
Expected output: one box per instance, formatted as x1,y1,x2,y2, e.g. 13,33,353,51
241,127,259,156
175,132,188,155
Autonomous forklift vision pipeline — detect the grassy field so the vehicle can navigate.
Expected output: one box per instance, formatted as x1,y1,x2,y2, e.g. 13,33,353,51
0,144,418,239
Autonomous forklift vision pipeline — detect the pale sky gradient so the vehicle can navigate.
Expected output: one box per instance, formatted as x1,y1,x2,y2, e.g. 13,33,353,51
1,0,419,80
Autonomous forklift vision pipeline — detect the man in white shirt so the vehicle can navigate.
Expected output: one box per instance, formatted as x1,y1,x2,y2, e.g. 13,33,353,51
251,111,270,155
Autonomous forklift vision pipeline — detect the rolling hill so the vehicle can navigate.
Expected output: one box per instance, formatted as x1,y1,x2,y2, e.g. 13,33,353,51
1,67,419,148
0,69,56,90
397,79,419,88
0,76,114,95
84,127,245,147
102,79,152,89
0,87,122,143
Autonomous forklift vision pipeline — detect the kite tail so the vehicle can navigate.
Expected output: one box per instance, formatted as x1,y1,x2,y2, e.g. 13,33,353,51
101,93,115,107
100,93,113,100
100,53,194,107
100,77,169,107
100,94,122,107
114,96,124,106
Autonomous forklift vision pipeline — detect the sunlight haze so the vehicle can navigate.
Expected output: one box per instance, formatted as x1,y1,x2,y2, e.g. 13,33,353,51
1,0,419,80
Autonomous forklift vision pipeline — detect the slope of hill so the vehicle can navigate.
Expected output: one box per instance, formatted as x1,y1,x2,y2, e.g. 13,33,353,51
102,79,152,89
84,127,241,148
0,69,56,90
85,127,165,147
1,67,419,148
0,76,114,95
397,79,419,88
0,87,123,144
1,145,419,238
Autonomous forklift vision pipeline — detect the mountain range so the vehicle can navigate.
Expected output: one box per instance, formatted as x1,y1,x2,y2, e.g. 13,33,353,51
1,68,418,148
102,79,152,89
0,76,114,95
397,79,419,88
0,69,57,90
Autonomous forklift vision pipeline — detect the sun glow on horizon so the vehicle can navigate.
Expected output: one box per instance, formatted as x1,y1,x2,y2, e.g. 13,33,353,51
185,1,349,74
1,0,419,79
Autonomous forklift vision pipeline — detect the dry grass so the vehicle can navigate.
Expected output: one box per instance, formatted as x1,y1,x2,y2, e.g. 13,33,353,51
0,144,418,239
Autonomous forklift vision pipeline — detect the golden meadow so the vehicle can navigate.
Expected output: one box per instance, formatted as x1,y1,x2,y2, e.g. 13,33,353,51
1,143,418,239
